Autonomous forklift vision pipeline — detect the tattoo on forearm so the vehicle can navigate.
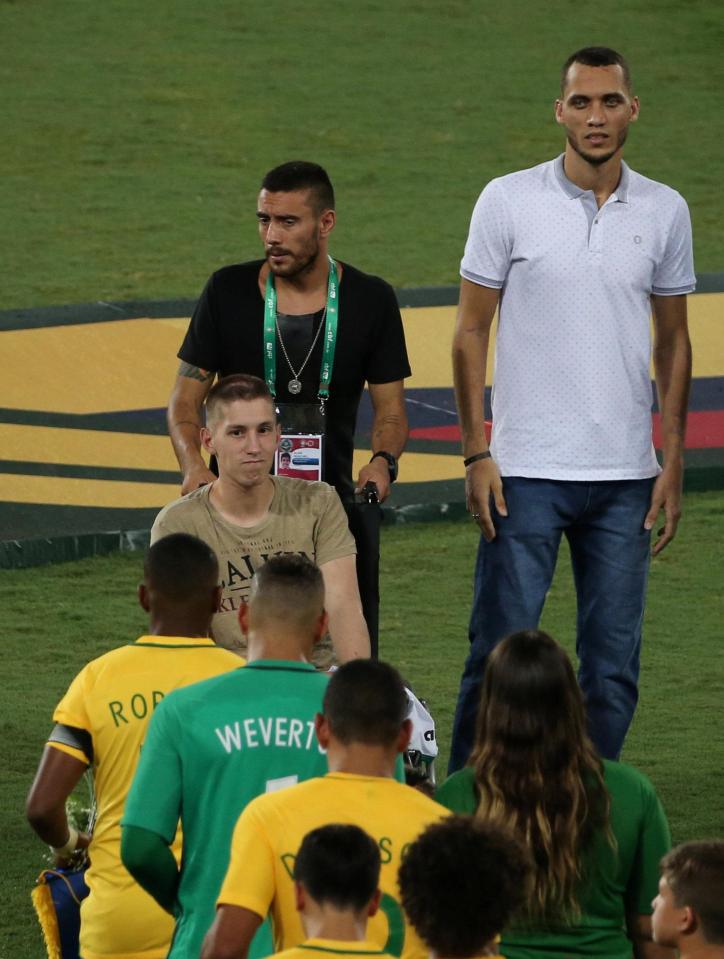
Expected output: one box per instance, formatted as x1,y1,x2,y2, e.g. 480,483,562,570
178,361,215,382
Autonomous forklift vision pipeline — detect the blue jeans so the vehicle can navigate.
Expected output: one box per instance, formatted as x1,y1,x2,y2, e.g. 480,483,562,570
448,477,654,773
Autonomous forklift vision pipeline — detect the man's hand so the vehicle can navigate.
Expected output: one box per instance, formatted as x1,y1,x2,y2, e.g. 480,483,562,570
466,457,507,541
355,456,391,502
54,830,91,869
644,460,683,555
181,466,216,496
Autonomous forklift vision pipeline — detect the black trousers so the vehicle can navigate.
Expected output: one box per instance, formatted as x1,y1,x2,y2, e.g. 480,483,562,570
344,501,381,658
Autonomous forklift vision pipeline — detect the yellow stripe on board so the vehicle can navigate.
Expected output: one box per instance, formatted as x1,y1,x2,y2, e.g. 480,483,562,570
1,294,722,414
1,424,179,471
0,474,179,509
0,317,187,414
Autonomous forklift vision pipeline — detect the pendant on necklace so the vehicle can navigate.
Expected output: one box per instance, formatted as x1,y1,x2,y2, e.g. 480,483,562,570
288,378,302,395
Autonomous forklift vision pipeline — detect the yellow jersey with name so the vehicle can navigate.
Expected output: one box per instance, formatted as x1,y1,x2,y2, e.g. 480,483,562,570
218,773,448,959
50,635,241,959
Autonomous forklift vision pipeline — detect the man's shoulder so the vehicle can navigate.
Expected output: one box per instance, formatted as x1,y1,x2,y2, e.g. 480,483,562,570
243,773,324,820
625,165,688,208
160,660,323,711
153,485,211,533
483,158,555,195
247,773,446,819
395,779,449,818
338,261,397,301
60,641,148,695
274,477,339,509
158,662,247,713
208,259,265,290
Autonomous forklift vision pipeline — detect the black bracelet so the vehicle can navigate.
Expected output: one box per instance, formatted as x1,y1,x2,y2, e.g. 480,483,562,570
463,451,492,467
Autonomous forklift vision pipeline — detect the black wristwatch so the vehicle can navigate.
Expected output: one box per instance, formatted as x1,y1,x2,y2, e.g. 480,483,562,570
370,450,398,483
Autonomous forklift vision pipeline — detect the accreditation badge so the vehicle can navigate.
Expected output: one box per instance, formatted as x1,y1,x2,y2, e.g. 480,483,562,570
274,402,326,482
275,434,323,482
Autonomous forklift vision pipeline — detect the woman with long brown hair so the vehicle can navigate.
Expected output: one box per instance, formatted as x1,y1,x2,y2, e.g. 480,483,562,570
437,630,673,959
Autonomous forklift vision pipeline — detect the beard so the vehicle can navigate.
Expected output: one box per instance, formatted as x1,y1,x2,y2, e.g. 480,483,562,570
567,126,628,166
267,241,320,278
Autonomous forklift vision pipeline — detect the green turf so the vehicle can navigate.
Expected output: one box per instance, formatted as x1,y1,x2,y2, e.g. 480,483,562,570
2,492,723,956
1,0,723,311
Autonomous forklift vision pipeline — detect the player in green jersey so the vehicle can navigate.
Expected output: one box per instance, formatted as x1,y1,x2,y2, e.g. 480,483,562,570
122,555,332,959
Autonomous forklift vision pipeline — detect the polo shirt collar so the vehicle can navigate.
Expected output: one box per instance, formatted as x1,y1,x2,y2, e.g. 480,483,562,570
553,153,630,203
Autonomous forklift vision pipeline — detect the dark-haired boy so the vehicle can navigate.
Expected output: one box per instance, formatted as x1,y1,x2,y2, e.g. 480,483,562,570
272,824,393,959
652,841,724,958
201,659,447,959
399,816,531,959
152,373,369,661
26,534,241,959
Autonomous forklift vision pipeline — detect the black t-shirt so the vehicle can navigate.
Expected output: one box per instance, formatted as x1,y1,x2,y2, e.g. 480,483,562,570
178,259,411,500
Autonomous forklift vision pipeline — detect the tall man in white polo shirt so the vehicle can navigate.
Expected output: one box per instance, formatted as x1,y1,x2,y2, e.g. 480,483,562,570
449,46,694,771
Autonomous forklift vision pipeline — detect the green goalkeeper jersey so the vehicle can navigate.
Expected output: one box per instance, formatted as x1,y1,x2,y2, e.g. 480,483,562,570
123,660,330,959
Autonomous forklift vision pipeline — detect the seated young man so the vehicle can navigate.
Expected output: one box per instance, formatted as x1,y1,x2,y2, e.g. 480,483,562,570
273,824,392,959
152,373,369,662
398,816,531,959
652,840,724,959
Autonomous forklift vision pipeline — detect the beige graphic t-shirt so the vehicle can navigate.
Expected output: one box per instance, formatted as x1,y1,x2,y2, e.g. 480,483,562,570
151,478,355,652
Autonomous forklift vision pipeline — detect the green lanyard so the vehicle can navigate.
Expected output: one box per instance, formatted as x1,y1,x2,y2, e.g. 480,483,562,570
263,256,339,404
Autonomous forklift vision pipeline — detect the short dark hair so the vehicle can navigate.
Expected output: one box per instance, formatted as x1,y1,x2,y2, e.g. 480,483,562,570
561,46,631,94
261,161,335,214
145,533,218,603
294,824,380,912
250,555,324,628
399,816,532,957
661,841,724,944
323,659,409,746
205,374,275,428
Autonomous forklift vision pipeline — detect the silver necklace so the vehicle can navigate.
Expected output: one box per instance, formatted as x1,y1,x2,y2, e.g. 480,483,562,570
275,307,326,395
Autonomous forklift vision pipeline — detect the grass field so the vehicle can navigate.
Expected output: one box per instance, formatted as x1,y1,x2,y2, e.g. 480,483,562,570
1,0,723,310
1,1,723,956
2,496,723,957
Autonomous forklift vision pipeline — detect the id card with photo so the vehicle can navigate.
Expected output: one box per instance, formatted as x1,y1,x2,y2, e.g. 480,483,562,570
275,434,323,482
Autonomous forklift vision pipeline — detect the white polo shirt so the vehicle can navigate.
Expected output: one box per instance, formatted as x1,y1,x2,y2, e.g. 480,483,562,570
461,155,695,480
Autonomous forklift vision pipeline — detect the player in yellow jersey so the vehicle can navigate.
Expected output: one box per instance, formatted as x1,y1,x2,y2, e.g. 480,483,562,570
26,533,241,959
398,817,532,959
272,824,393,959
201,659,447,959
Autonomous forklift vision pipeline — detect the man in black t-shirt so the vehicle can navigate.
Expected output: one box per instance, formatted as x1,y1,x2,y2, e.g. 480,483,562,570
167,161,411,652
